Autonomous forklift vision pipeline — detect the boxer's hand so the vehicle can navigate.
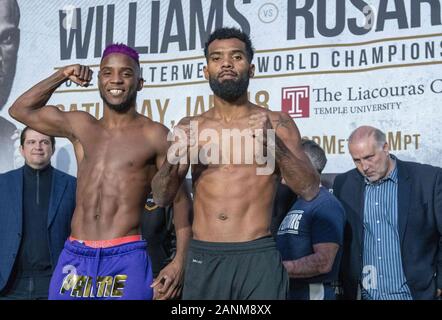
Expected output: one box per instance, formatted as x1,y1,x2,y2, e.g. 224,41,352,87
167,117,197,165
151,259,184,300
248,111,273,146
174,117,197,148
60,64,93,87
248,112,275,165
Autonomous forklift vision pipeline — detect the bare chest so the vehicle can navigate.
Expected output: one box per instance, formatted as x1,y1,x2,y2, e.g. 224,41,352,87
76,128,156,171
191,120,273,169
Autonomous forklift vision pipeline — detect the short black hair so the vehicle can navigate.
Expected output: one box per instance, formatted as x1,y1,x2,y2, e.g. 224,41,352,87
204,27,254,63
20,126,55,150
301,138,327,174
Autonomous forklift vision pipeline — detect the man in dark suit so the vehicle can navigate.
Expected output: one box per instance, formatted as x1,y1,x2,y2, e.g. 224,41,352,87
0,127,76,299
333,126,442,300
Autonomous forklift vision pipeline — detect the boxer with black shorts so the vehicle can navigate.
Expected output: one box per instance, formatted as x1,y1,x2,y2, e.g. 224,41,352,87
152,28,320,300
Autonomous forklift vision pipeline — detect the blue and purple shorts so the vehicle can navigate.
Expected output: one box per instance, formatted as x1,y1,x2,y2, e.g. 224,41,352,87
48,235,153,300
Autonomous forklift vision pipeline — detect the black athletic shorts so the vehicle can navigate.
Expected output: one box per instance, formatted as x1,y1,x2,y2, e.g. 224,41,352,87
182,236,288,300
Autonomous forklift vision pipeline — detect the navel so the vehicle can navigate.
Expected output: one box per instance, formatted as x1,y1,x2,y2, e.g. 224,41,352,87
218,213,228,221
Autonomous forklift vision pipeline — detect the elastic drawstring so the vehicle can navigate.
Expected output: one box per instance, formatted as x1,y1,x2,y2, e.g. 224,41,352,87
92,247,102,297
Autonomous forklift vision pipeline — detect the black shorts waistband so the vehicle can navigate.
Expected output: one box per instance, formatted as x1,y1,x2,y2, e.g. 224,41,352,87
189,236,276,254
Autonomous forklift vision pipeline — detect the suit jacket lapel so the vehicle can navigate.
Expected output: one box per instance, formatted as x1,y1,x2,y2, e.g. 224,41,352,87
12,168,24,232
397,160,411,247
48,169,67,228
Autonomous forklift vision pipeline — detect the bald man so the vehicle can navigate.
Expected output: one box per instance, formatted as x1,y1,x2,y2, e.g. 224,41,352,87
333,126,442,300
0,0,20,172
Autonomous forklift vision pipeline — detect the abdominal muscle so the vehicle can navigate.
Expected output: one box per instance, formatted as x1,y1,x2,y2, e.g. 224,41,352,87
191,165,278,242
70,163,154,241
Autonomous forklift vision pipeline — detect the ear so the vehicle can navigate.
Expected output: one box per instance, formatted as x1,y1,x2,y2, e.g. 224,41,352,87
203,65,209,80
383,142,390,153
249,63,255,78
137,78,144,91
19,145,24,158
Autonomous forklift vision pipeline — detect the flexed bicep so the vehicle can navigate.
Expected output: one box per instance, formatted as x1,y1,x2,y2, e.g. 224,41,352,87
9,64,93,139
14,105,85,139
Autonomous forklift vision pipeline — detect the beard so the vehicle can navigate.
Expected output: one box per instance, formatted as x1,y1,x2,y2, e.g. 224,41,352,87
209,72,249,102
99,88,137,113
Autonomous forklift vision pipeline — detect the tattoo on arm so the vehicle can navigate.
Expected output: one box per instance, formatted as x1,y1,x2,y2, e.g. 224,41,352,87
273,115,292,131
284,251,334,278
271,114,320,200
152,162,180,207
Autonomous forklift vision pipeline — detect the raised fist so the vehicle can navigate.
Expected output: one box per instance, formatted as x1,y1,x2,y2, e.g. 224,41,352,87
61,64,93,87
248,111,273,145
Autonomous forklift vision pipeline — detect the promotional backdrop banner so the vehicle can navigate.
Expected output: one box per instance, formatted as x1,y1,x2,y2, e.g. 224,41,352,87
1,0,441,176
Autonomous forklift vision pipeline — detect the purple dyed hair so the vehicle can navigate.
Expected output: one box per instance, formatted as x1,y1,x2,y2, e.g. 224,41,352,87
101,43,140,65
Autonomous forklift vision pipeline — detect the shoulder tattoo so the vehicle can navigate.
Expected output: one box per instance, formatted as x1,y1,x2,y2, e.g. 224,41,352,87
274,114,291,131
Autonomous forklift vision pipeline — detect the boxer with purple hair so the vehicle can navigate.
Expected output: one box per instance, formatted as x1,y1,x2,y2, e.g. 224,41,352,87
8,43,192,300
101,43,140,65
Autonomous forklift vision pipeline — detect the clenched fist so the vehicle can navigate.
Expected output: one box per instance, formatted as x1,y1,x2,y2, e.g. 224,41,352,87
167,117,198,165
60,64,93,87
248,111,274,146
